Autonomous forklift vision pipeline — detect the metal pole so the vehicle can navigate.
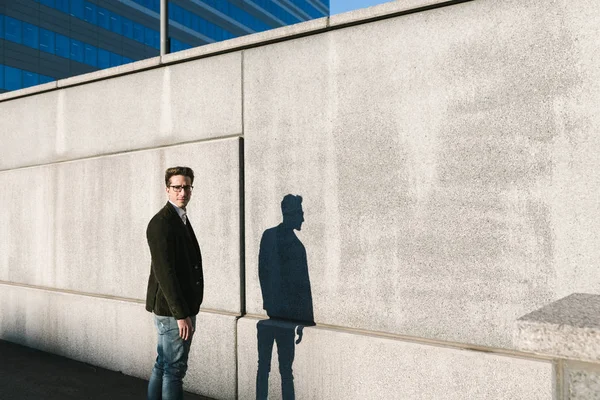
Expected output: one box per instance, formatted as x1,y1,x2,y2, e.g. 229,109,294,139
160,0,169,56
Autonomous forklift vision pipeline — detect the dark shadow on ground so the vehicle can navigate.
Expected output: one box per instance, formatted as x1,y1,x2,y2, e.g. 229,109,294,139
0,340,212,400
256,194,315,400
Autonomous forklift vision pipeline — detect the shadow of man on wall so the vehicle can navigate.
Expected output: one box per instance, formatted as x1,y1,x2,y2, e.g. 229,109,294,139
256,194,314,400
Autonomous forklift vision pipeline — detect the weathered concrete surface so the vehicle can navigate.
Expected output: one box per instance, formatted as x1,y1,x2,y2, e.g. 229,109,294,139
564,361,600,400
0,284,236,400
0,139,241,314
515,294,600,364
237,317,554,400
0,52,241,170
243,0,600,348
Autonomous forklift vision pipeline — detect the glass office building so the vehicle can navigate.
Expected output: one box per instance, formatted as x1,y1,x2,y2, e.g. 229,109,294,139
0,0,329,93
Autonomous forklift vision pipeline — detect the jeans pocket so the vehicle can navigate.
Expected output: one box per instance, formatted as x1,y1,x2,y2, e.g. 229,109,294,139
155,315,172,335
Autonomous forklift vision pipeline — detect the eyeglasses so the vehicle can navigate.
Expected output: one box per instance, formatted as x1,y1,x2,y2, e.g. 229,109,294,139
169,185,194,193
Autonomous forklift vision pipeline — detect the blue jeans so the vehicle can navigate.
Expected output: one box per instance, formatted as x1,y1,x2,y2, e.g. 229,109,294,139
148,314,196,400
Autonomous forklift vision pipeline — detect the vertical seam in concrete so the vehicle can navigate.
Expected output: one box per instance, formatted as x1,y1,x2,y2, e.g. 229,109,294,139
235,50,246,400
239,137,246,316
555,359,565,400
239,50,246,316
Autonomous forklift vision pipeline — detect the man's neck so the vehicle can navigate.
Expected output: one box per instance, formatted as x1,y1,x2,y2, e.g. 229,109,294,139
169,200,186,213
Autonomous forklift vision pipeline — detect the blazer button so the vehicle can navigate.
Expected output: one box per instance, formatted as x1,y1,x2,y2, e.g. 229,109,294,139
196,281,201,285
195,265,199,270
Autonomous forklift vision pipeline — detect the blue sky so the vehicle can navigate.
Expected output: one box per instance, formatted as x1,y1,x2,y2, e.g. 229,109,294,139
330,0,392,15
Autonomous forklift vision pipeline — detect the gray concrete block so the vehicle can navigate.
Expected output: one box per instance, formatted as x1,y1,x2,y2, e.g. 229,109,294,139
0,90,60,169
0,139,241,314
0,53,241,170
236,317,554,399
0,284,237,400
515,294,600,363
243,0,600,348
565,362,600,400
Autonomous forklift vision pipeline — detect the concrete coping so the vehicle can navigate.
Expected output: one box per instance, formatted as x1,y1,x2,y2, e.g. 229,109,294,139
515,293,600,363
0,0,469,103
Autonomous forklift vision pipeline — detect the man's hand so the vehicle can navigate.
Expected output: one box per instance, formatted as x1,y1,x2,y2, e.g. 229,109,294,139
177,317,194,341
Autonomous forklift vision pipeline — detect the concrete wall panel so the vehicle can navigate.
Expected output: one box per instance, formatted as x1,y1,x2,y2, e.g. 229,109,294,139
0,52,242,170
236,317,554,400
0,139,241,313
243,0,600,348
0,284,237,400
0,90,59,170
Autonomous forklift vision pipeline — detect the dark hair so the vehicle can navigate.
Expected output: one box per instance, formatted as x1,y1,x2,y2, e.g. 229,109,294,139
165,166,195,187
281,194,303,215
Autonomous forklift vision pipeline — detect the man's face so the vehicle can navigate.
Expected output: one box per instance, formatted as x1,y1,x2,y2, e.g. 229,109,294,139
166,175,193,209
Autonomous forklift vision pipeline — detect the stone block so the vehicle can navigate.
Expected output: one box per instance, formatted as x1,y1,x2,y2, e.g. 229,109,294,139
0,139,241,314
565,362,600,400
236,317,554,399
0,52,241,170
0,284,237,400
0,90,60,169
515,293,600,363
243,0,600,348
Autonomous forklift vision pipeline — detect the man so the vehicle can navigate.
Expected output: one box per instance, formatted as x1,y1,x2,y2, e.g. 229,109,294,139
146,166,203,400
256,194,314,400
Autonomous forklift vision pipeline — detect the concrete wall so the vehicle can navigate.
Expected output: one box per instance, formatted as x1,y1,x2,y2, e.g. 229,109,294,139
2,0,600,398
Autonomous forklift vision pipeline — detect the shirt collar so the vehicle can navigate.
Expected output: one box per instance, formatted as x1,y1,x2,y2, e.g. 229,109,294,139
168,201,187,222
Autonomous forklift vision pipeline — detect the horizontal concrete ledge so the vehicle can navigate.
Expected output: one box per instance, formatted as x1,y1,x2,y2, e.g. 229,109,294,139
0,134,242,174
515,293,600,363
0,0,471,102
328,0,474,27
0,81,57,102
242,314,553,362
0,282,240,317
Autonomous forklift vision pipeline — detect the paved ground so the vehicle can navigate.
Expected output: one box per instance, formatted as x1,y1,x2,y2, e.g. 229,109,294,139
0,340,213,400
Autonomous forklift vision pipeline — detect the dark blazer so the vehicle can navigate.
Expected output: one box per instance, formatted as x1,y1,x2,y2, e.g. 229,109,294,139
145,202,203,319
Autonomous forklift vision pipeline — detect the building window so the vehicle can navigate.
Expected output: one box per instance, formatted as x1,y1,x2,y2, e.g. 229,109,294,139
97,7,109,30
110,13,122,34
70,39,84,63
56,34,69,58
23,71,39,88
4,66,21,91
84,3,97,24
5,17,22,44
40,28,55,54
98,49,110,69
122,17,133,39
110,53,122,67
70,0,85,18
23,23,39,49
84,44,97,66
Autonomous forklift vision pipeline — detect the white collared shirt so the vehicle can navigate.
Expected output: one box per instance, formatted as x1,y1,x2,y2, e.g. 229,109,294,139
168,201,187,225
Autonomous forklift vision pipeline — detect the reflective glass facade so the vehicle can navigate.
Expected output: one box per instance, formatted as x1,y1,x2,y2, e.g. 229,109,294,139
0,0,329,93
